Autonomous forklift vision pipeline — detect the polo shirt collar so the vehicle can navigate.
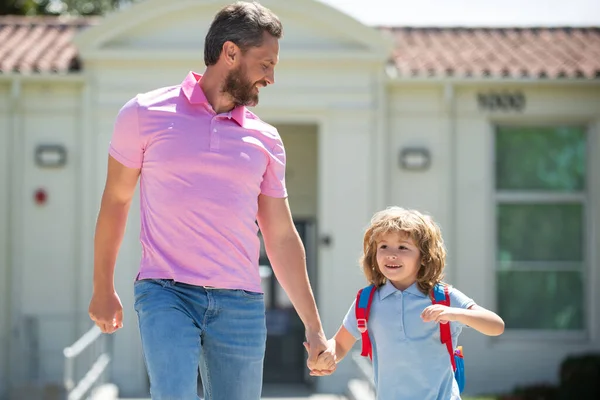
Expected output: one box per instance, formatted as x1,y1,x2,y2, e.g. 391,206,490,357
379,280,397,300
379,280,428,300
405,282,428,298
181,71,247,127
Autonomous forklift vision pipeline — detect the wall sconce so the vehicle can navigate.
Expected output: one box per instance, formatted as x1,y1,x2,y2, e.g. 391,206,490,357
399,147,431,171
35,144,67,168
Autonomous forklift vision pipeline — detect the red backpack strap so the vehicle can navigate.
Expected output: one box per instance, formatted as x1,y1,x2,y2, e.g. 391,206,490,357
431,283,456,371
355,284,377,360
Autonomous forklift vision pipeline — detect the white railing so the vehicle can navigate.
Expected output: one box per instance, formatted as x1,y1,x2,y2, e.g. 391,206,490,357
348,351,376,400
63,326,112,400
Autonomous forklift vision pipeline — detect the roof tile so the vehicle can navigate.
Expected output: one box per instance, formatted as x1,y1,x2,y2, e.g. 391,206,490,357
1,16,599,79
384,27,600,79
0,16,95,74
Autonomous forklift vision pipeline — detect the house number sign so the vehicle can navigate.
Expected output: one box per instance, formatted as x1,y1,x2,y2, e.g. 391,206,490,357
477,92,526,112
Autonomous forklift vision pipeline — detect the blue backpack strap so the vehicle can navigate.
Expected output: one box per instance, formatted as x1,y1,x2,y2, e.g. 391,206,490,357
454,346,465,393
355,284,376,360
357,284,376,309
431,282,447,303
430,282,465,393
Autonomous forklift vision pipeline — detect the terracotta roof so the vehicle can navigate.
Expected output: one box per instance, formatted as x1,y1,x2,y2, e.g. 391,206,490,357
1,16,599,79
0,16,95,74
383,27,600,79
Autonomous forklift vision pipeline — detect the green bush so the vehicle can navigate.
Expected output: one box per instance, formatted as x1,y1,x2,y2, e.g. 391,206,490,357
463,397,498,400
558,353,600,400
498,383,558,400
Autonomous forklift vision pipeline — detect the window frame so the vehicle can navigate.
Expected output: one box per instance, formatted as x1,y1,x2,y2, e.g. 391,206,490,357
491,122,593,340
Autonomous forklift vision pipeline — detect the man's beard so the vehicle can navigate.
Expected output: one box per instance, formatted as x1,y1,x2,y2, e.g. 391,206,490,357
222,65,261,107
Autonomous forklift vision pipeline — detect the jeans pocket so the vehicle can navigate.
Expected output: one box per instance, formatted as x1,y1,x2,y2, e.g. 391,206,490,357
236,289,264,300
133,279,164,310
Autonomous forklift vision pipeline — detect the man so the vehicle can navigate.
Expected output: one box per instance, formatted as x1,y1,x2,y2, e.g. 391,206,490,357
88,2,334,399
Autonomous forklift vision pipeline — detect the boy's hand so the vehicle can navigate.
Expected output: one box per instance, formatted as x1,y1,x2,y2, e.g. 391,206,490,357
421,304,463,324
303,340,337,376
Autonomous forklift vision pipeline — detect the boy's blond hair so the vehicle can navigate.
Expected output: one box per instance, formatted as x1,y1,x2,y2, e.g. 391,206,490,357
360,207,447,294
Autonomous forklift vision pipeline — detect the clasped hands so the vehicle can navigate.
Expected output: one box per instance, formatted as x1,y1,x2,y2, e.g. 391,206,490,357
304,331,336,377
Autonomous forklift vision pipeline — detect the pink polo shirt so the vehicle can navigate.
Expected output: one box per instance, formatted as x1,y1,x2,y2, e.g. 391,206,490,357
109,71,287,292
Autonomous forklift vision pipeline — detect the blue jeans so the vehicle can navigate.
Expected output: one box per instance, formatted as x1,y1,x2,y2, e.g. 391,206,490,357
133,279,267,400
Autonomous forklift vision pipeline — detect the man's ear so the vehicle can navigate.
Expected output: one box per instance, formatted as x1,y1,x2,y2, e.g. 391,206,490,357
222,41,238,66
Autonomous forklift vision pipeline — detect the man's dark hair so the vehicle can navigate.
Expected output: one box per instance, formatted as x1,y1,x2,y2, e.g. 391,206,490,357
204,1,283,66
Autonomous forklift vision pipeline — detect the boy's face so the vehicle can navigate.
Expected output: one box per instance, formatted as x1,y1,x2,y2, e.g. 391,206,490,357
375,230,421,291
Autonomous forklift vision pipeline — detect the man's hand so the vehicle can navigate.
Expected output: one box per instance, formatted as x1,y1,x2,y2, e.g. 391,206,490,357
421,304,462,324
303,336,337,376
88,290,124,334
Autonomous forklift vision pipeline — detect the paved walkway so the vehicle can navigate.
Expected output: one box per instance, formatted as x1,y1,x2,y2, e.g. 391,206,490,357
123,396,344,400
122,395,344,400
262,396,345,400
120,384,347,400
261,384,346,399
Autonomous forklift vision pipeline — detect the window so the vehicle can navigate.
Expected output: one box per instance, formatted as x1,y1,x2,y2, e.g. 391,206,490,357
494,126,587,330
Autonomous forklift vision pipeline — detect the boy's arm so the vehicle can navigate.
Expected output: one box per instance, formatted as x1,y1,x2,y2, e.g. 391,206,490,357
454,305,505,336
421,304,505,336
331,325,358,363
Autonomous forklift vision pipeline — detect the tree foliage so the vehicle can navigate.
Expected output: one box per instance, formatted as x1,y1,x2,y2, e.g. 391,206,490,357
0,0,138,16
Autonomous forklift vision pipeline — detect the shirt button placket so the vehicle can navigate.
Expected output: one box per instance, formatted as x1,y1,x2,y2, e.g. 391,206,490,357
209,119,220,151
397,292,407,340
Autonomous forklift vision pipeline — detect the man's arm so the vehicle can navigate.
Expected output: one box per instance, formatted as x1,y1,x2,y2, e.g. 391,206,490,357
256,194,329,369
88,155,140,333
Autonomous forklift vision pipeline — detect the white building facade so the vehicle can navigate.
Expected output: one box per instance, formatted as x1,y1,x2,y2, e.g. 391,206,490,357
1,1,599,398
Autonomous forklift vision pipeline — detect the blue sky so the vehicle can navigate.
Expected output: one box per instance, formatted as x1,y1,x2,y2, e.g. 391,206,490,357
317,0,600,27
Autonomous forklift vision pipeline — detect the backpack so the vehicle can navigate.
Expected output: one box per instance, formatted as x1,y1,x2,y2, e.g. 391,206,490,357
355,283,466,393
